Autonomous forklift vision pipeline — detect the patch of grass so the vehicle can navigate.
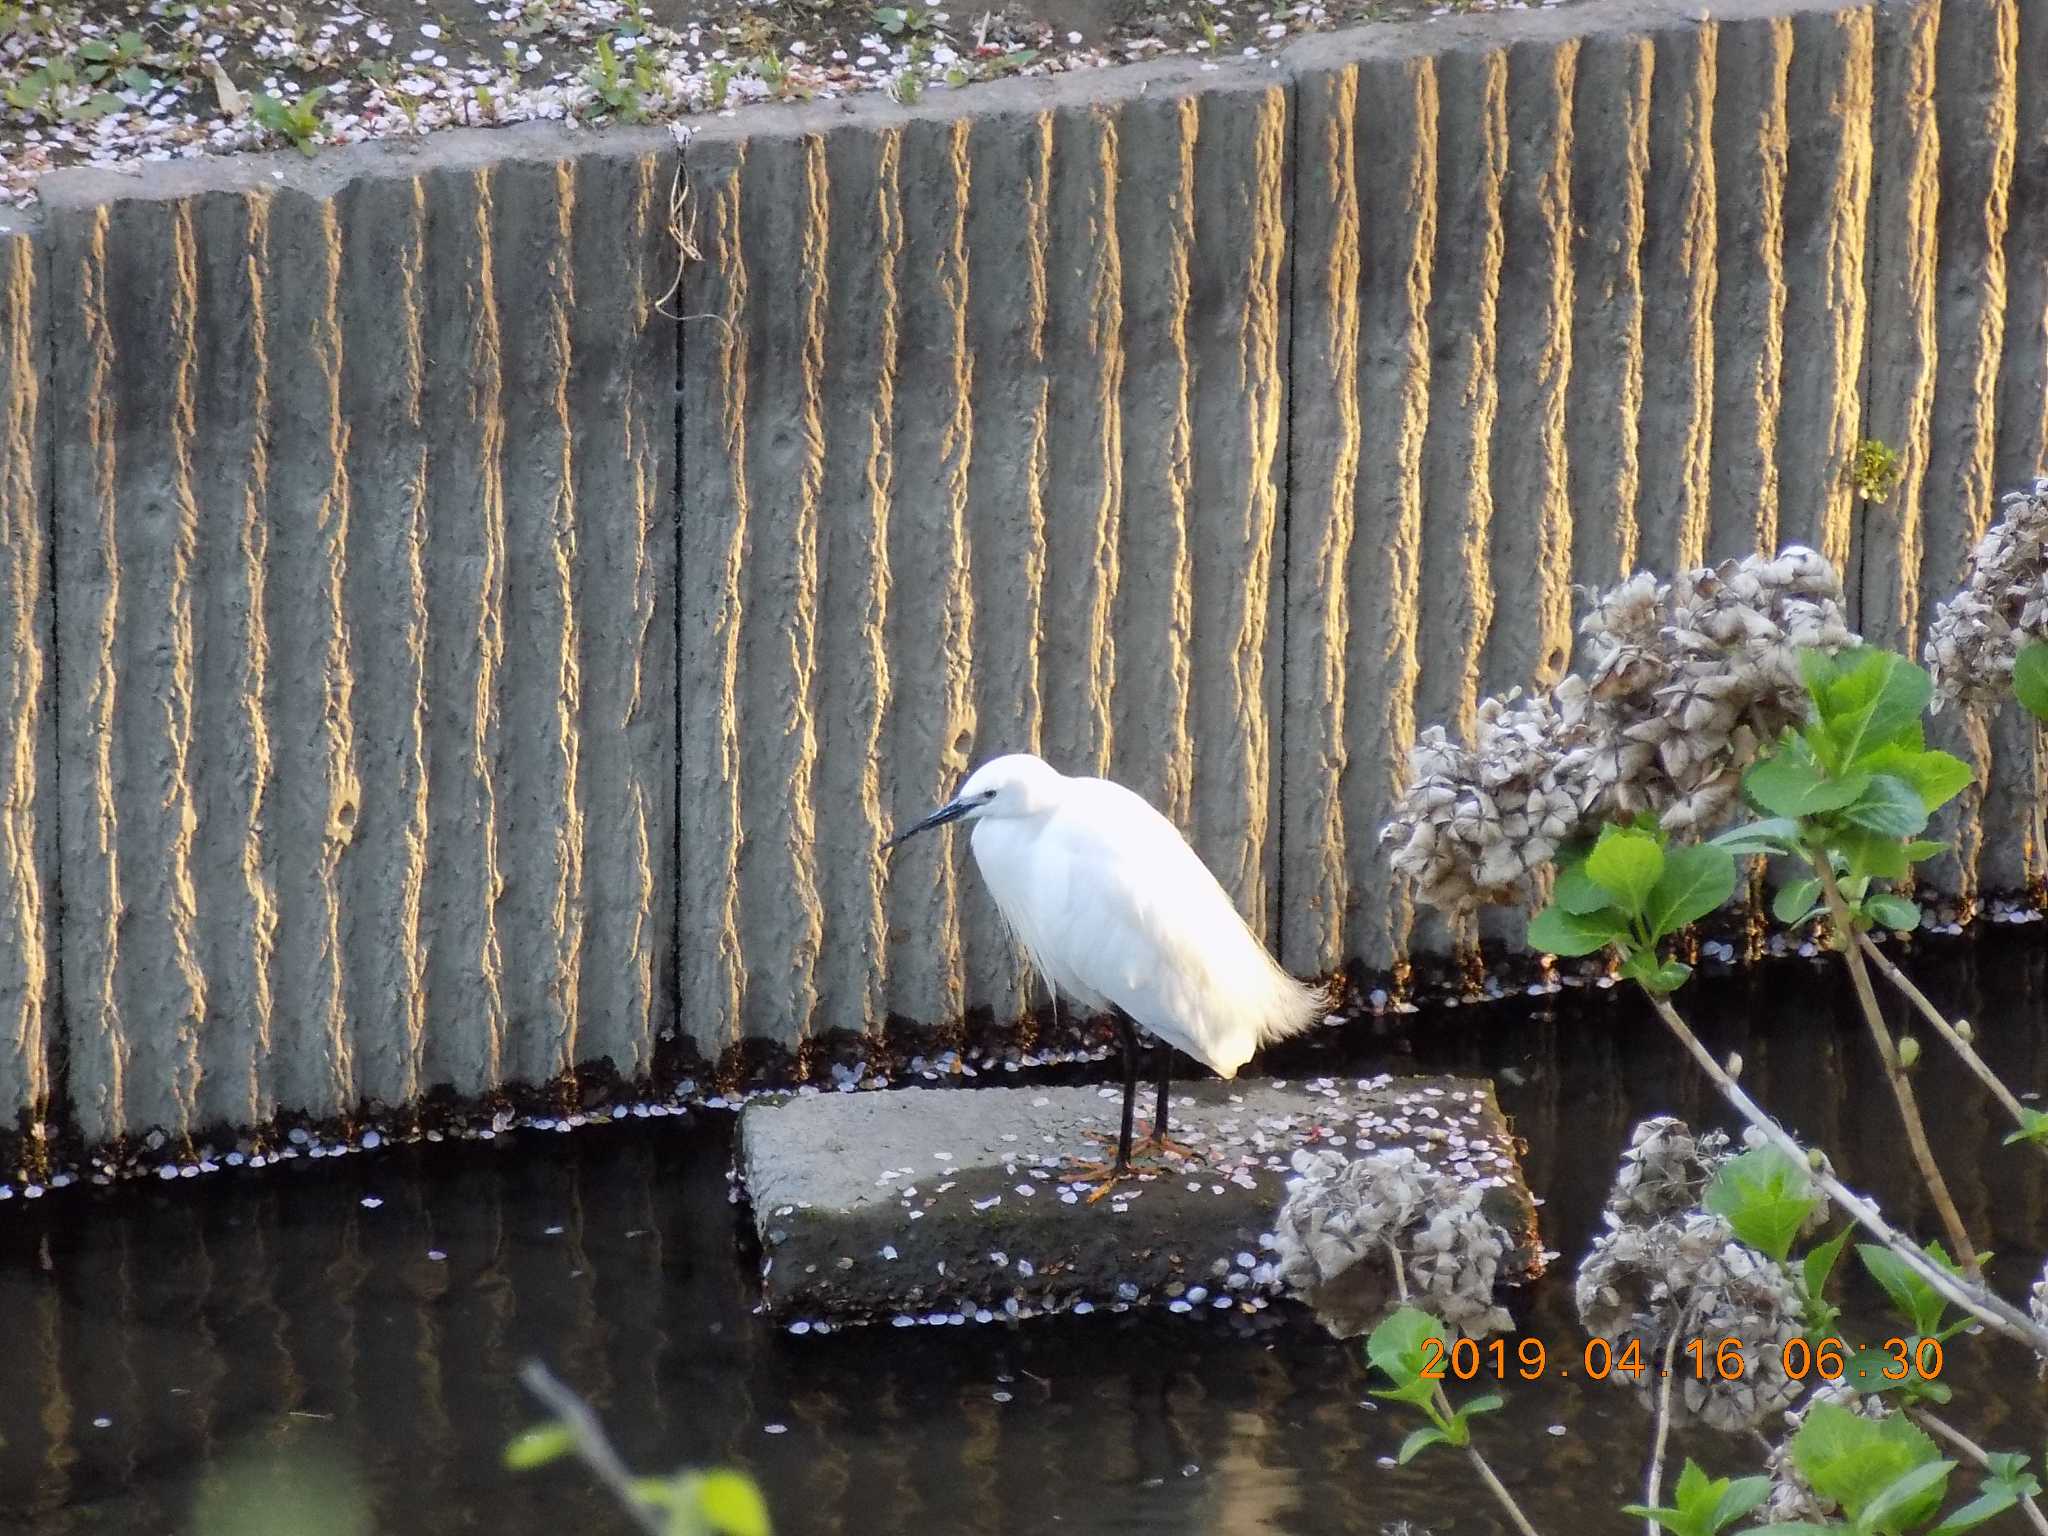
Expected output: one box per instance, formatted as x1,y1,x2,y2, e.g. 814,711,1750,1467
248,84,327,153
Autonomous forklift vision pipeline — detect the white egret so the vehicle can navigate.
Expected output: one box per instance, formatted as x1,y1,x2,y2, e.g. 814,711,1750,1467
888,753,1324,1193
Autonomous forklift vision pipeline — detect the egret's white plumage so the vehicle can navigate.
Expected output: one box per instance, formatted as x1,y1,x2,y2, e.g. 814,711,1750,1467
894,753,1321,1079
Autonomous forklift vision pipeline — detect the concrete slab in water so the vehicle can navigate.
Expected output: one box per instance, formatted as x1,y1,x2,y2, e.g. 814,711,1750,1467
738,1075,1541,1323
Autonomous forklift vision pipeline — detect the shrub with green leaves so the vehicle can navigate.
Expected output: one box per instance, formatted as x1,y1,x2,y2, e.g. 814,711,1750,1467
1365,1306,1503,1465
1527,821,1736,993
1722,649,1971,903
505,1420,771,1536
1759,1401,2036,1536
1628,1460,1771,1536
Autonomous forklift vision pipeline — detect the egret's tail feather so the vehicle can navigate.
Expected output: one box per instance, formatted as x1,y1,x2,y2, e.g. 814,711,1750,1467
1252,963,1327,1053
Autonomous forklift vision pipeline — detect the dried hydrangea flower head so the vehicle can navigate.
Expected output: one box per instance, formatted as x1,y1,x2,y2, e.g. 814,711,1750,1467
1925,477,2048,709
1382,549,1858,913
1272,1146,1515,1342
1575,1118,1808,1432
1605,1115,1733,1225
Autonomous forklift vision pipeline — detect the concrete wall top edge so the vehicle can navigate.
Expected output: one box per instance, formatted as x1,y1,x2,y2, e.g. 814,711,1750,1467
1280,0,1871,74
681,50,1284,152
0,0,1890,233
20,118,677,224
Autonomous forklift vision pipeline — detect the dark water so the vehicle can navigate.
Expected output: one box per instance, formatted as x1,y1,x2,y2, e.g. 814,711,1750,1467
8,932,2048,1536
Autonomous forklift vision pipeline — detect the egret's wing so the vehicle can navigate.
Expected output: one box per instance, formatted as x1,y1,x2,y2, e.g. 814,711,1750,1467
1032,782,1311,1075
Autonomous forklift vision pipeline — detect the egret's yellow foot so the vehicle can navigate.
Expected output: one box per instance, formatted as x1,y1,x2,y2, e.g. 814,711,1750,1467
1081,1126,1199,1166
1063,1157,1136,1203
1135,1127,1202,1163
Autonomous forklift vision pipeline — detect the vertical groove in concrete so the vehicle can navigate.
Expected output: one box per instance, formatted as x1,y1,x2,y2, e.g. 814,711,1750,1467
46,133,677,1143
1563,34,1652,593
0,228,52,1142
1484,36,1578,697
1777,6,1874,569
1282,53,1435,974
678,77,1291,1054
1705,14,1791,562
1921,0,2020,899
1859,0,1941,649
1985,0,2048,887
1636,21,1720,574
336,173,428,1114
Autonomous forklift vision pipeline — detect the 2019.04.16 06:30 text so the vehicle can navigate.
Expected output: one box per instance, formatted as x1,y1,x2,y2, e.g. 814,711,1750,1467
1419,1334,1946,1384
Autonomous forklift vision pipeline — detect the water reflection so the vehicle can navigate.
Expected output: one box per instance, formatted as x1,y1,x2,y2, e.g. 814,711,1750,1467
4,934,2048,1535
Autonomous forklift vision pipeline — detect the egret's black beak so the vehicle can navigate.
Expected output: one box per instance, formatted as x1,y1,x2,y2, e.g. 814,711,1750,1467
886,797,973,851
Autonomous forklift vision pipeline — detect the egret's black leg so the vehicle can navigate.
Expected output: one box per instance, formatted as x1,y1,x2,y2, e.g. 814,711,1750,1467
1154,1047,1172,1144
1116,1014,1140,1173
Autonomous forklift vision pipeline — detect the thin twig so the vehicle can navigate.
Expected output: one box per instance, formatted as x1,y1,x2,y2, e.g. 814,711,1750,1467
1814,860,1980,1275
1908,1407,2048,1536
1856,931,2048,1162
1643,1315,1689,1535
1467,1444,1545,1536
517,1361,667,1536
1642,989,2048,1351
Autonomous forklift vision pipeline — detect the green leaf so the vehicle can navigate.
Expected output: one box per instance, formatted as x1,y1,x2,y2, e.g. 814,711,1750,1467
119,65,153,93
2003,1107,2048,1147
1586,826,1667,916
1984,1455,2031,1485
1366,1306,1444,1389
1861,1460,1958,1534
1842,775,1933,839
1457,1393,1504,1422
1554,862,1614,915
1856,1245,1949,1339
1864,894,1921,933
1527,903,1627,958
1711,1478,1773,1534
1802,1228,1852,1307
1647,959,1695,994
1746,749,1871,819
1619,1506,1688,1536
682,1470,774,1536
1835,826,1913,881
1773,878,1823,926
1397,1426,1450,1465
1930,1484,2026,1536
1858,746,1975,816
1643,843,1739,939
503,1422,576,1470
1711,819,1804,855
1841,1343,1914,1396
1791,1402,1947,1530
1704,1146,1821,1262
2014,641,2048,722
1675,1462,1713,1510
1806,649,1937,768
78,38,113,60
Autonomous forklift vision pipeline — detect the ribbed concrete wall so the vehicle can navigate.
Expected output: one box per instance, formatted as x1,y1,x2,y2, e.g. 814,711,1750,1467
677,71,1291,1055
1277,0,2048,977
0,225,54,1144
38,129,678,1146
0,0,2044,1148
1858,0,2048,902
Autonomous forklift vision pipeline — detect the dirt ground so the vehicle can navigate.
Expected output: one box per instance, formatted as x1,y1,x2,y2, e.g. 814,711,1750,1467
1,0,1571,205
